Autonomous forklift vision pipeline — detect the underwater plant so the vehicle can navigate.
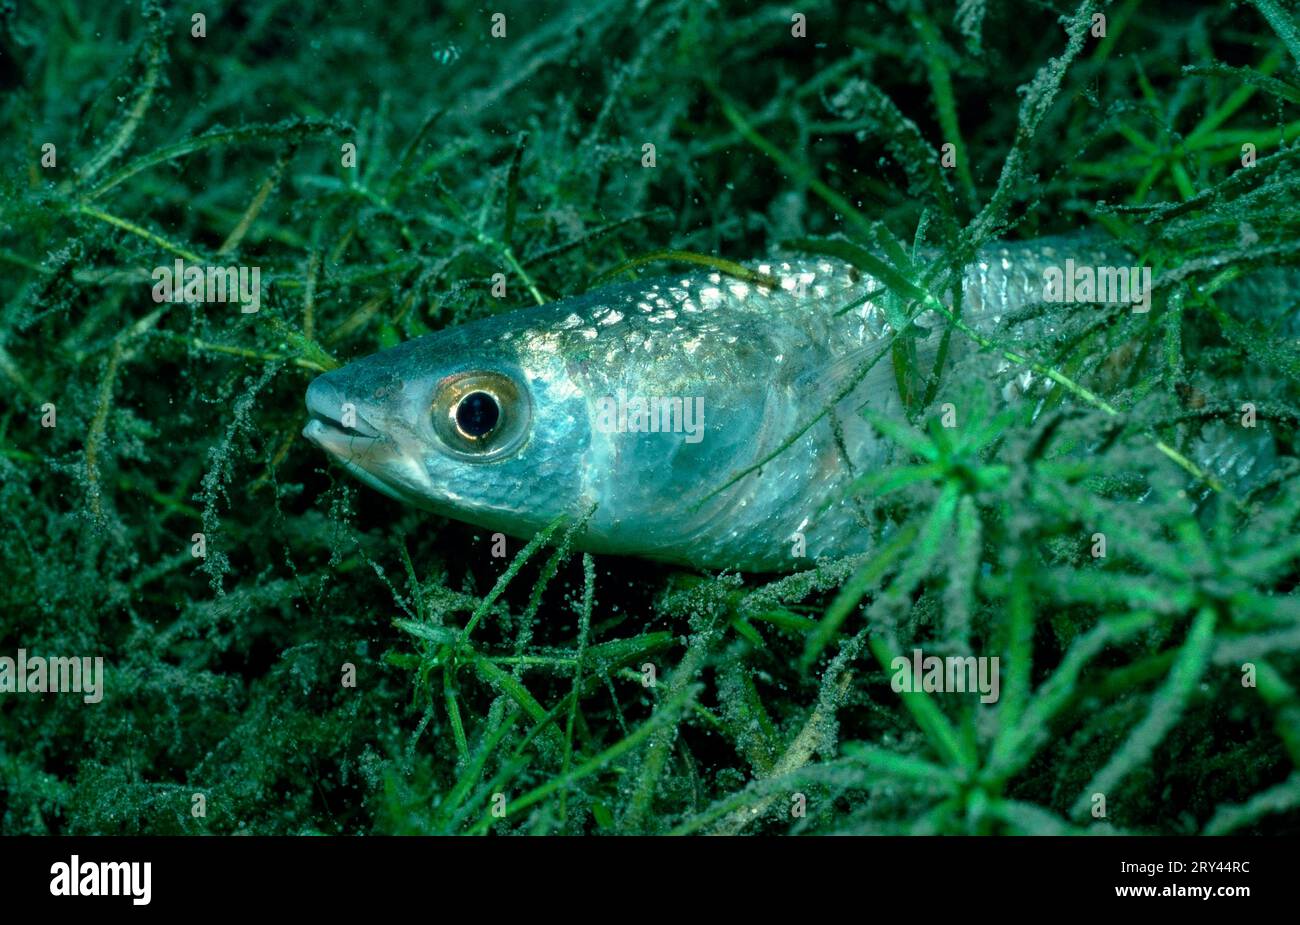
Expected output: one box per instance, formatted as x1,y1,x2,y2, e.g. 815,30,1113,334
1,0,1298,836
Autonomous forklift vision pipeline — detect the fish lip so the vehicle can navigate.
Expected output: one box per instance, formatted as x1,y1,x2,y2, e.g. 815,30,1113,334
301,417,420,505
302,416,345,446
303,372,383,441
303,406,382,441
301,416,385,469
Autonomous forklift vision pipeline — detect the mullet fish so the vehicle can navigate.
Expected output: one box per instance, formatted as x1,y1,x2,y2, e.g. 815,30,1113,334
303,237,1284,571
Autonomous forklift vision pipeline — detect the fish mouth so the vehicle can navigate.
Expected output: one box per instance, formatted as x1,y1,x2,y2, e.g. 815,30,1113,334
302,411,411,503
301,413,386,487
302,408,382,443
302,375,386,462
302,374,427,504
303,374,382,441
302,407,386,469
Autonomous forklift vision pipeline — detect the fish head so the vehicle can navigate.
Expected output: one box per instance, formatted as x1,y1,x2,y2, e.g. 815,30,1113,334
302,315,591,537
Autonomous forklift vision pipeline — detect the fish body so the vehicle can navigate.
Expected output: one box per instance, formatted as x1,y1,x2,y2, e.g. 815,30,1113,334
302,236,1268,571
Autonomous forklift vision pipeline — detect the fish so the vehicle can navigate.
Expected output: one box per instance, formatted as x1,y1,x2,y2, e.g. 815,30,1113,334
302,236,1286,571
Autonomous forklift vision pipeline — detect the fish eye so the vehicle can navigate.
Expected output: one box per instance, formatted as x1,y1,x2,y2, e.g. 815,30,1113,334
431,371,530,460
455,391,500,438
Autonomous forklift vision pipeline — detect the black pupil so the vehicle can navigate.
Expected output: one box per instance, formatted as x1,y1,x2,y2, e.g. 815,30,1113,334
456,391,500,438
